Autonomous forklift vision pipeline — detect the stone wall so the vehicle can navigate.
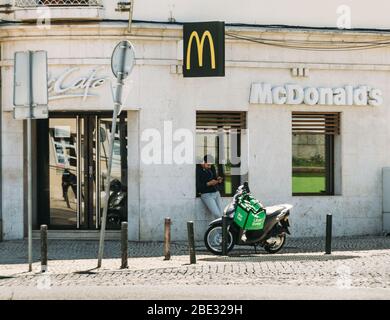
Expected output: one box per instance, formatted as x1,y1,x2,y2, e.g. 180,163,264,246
292,134,325,160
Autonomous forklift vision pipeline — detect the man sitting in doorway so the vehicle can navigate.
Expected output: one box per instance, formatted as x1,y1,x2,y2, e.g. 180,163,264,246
196,155,224,219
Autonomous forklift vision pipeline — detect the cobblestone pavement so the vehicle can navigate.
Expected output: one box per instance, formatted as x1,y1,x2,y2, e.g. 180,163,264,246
0,236,389,297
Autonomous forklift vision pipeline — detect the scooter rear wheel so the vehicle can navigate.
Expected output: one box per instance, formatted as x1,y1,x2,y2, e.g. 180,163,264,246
107,215,121,230
264,234,286,254
204,224,235,255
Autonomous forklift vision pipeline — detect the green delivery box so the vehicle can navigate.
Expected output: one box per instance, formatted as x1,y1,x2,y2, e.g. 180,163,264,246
234,196,266,230
245,210,266,230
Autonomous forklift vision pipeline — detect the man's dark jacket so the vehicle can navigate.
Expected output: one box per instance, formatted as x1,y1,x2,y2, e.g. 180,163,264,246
196,165,218,195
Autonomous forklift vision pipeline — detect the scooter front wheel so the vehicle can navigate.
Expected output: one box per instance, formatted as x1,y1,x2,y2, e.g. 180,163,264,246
204,224,235,255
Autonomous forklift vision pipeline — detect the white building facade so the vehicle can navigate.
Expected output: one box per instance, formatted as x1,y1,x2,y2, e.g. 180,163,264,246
1,0,390,241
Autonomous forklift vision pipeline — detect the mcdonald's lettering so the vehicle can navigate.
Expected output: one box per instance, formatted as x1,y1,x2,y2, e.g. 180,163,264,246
183,22,225,78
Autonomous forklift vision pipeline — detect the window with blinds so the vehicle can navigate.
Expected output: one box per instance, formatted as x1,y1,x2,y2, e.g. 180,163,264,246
292,112,341,135
196,111,247,132
292,112,340,196
196,111,247,197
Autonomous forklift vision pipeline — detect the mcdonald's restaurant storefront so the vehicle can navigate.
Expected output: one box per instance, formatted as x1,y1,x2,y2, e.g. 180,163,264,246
1,21,390,241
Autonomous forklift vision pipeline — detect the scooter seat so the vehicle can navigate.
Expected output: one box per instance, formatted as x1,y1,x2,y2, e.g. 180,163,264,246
265,205,286,217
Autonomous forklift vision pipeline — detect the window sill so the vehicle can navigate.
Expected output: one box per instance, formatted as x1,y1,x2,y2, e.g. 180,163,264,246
196,194,234,198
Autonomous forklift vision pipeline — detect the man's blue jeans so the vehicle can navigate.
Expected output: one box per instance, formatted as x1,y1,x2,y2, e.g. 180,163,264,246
200,191,224,219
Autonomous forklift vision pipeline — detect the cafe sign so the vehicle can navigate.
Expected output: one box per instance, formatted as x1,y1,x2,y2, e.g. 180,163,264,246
250,83,383,106
48,66,108,101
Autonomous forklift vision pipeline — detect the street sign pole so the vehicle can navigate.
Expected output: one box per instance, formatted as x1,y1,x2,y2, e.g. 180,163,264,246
97,98,121,268
13,50,48,272
97,41,135,268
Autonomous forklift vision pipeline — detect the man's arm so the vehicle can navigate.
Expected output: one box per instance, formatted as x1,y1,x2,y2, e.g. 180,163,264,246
197,166,218,190
196,166,202,193
211,165,223,184
207,179,218,187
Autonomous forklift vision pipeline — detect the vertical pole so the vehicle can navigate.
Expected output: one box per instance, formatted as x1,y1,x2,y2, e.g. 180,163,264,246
222,215,228,256
40,225,48,273
27,118,33,272
0,47,2,244
164,218,171,261
98,43,127,268
27,51,33,272
127,0,134,33
76,116,81,229
97,105,119,268
325,213,332,255
121,222,128,269
187,221,196,264
95,116,100,229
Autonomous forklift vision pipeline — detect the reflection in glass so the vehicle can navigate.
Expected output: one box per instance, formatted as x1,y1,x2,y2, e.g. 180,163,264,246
97,118,128,229
292,134,326,194
49,118,79,227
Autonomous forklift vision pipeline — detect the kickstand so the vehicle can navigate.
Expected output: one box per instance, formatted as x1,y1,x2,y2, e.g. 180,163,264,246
254,245,258,254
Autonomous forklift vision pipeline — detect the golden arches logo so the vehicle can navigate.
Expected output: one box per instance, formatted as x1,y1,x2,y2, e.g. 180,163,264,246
186,31,216,70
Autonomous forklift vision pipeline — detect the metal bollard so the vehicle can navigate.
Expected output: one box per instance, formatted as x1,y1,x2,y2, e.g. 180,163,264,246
187,221,196,264
325,213,332,254
222,215,228,256
40,225,48,273
121,222,128,269
164,218,171,261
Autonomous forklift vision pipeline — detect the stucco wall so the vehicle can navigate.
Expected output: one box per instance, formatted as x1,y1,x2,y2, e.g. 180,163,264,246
1,24,390,240
114,0,390,30
1,112,24,240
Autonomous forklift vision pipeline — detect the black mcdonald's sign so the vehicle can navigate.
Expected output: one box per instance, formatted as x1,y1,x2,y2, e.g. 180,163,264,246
183,21,225,78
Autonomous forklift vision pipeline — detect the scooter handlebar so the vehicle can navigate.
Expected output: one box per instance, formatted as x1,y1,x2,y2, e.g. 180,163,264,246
233,182,251,203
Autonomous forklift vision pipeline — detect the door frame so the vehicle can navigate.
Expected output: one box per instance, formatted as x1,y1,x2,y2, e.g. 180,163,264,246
36,111,127,230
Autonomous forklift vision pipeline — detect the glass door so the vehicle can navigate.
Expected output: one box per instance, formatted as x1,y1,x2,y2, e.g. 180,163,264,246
43,114,128,230
95,117,128,229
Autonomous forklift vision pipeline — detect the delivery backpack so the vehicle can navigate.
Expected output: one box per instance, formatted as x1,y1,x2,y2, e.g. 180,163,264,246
233,194,266,231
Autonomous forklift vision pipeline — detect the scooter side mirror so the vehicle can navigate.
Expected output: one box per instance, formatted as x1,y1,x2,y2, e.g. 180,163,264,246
243,182,250,193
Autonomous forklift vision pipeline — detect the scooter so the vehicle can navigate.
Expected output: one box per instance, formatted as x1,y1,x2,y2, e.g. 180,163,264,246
106,179,128,230
204,182,292,255
62,169,78,209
